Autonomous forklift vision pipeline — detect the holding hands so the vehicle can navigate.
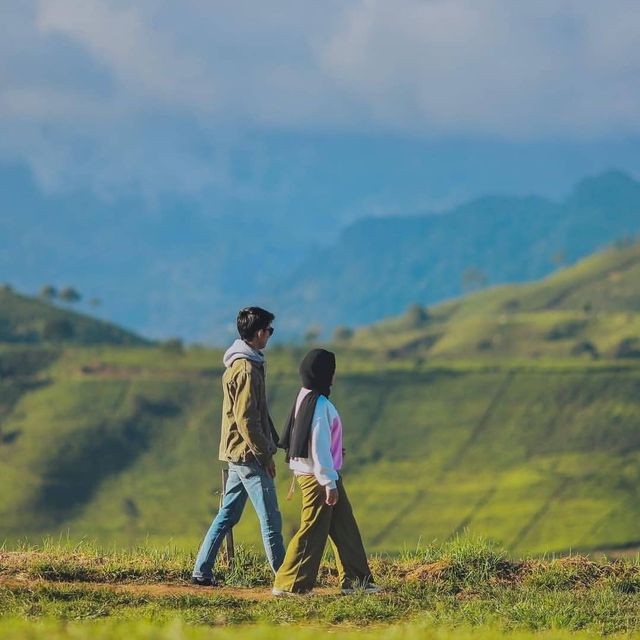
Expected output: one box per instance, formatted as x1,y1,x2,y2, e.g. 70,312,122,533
325,486,339,506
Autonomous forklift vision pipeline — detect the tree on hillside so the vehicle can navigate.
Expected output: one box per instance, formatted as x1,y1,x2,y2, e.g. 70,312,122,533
161,337,184,355
404,303,430,328
551,249,566,269
88,298,102,308
461,267,488,293
304,326,322,345
613,233,637,249
39,285,57,301
59,287,81,304
333,326,354,342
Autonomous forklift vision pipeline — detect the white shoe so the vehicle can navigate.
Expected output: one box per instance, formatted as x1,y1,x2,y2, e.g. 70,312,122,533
341,583,383,595
272,587,310,597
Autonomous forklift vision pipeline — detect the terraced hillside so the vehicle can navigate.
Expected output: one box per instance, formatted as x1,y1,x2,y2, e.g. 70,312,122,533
1,243,639,556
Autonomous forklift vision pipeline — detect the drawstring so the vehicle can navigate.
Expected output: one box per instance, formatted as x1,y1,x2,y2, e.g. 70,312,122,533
286,475,296,500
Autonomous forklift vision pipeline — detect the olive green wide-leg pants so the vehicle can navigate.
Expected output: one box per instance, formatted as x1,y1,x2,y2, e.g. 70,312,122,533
273,474,373,593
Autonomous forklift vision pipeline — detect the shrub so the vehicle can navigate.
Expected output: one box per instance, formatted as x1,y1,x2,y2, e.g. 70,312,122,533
43,318,75,342
160,338,185,354
503,299,520,312
545,320,587,341
333,326,354,342
404,303,430,328
615,337,640,359
570,340,599,359
59,287,81,303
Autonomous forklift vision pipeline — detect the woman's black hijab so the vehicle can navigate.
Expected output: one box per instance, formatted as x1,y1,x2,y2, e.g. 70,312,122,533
279,349,336,460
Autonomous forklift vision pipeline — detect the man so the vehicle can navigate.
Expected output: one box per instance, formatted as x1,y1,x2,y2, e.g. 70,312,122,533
192,306,285,585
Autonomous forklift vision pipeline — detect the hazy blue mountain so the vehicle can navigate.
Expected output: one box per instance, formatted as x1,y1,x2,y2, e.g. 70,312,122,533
2,161,640,342
271,170,640,335
0,164,310,342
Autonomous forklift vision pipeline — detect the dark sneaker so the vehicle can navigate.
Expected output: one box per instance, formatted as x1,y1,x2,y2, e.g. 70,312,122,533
191,576,217,587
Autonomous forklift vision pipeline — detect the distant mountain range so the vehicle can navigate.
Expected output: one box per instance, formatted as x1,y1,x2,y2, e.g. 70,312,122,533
271,170,640,336
2,164,639,342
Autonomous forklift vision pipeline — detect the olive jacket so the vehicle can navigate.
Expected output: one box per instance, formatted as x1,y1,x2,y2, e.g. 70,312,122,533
218,340,279,466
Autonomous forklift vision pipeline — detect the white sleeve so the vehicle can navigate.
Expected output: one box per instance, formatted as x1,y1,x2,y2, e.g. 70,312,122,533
310,405,338,489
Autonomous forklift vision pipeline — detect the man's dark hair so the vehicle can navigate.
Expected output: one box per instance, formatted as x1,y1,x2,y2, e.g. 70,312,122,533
237,307,275,340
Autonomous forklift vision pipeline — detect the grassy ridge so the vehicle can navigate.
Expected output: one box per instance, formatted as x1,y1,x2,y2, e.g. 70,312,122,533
353,241,640,359
1,537,639,634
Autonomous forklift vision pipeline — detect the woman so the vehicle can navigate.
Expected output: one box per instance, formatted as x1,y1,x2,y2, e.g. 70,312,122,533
273,348,379,596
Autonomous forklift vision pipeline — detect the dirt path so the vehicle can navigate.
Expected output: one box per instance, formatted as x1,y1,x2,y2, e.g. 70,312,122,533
0,574,336,600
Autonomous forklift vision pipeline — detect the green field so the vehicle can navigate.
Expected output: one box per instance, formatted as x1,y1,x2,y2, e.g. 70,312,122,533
3,623,635,640
1,346,639,556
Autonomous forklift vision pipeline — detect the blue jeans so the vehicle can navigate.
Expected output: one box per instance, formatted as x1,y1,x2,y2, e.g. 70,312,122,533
192,461,285,577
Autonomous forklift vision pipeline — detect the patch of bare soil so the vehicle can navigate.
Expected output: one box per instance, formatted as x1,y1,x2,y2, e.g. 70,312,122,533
0,574,335,600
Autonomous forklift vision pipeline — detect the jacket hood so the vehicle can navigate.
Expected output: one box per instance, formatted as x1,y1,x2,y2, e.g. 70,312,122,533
223,339,265,368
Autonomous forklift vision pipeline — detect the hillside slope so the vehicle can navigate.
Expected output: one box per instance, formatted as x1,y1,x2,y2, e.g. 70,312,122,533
352,240,640,360
273,170,640,336
0,287,147,346
1,346,638,556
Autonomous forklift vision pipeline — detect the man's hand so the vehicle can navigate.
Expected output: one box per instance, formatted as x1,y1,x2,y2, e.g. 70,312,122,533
265,460,276,479
325,486,339,506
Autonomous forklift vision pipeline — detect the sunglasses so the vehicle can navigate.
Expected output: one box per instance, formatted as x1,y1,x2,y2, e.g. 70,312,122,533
264,326,274,336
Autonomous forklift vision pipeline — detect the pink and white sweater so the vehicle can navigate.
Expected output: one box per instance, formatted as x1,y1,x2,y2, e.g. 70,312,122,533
288,387,343,489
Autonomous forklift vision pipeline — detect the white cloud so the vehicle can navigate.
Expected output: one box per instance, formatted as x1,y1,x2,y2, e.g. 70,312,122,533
0,0,639,195
319,0,640,137
36,0,216,110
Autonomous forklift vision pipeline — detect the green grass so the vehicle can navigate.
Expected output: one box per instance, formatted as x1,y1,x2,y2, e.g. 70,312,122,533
1,620,636,640
0,537,639,635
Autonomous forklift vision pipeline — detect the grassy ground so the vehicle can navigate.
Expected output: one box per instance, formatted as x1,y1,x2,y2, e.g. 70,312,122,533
1,620,638,640
1,536,639,635
2,620,638,640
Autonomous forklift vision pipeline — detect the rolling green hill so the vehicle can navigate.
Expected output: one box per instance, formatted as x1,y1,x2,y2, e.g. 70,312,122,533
1,243,640,557
0,286,147,346
352,240,640,361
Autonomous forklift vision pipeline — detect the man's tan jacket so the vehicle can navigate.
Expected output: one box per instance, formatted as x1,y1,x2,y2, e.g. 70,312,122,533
219,356,278,466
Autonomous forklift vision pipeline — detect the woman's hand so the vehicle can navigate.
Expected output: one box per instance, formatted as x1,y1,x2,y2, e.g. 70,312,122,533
325,486,339,506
